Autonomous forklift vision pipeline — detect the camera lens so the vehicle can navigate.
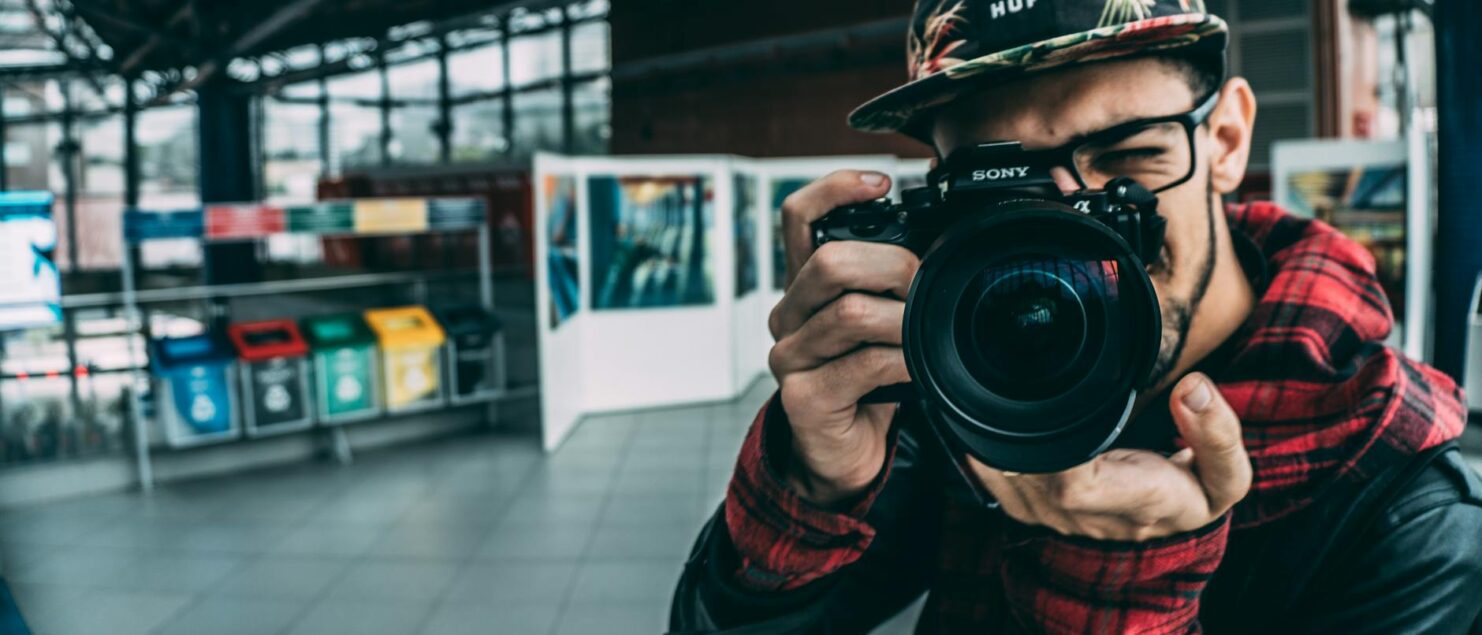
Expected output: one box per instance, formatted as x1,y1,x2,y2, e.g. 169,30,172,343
955,258,1111,403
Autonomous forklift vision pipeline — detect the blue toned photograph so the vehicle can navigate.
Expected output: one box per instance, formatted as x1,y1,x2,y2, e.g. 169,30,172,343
545,175,580,329
588,175,715,310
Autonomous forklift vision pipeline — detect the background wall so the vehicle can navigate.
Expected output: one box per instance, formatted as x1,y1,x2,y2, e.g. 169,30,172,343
608,0,927,158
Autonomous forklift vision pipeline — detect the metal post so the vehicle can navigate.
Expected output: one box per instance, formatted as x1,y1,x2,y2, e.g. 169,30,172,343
58,80,83,442
1433,0,1482,384
0,82,8,191
436,34,452,164
317,44,331,176
560,8,575,154
477,222,498,426
500,15,515,156
121,76,152,491
378,50,391,166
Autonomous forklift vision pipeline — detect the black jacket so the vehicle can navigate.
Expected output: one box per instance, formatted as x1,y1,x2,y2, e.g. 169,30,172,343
670,427,1482,634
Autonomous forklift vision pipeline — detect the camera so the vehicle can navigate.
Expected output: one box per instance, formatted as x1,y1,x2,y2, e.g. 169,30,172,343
812,142,1168,473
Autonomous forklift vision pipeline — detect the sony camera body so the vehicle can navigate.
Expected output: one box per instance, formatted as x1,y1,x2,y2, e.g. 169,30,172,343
812,141,1169,474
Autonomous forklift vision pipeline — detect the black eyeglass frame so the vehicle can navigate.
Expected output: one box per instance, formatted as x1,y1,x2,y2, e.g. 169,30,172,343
1004,91,1222,195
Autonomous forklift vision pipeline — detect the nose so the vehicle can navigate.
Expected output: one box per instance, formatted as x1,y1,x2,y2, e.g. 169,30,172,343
1049,166,1081,197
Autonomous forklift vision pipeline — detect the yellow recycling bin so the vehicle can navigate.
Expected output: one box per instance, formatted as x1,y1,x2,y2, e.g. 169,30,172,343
364,306,447,413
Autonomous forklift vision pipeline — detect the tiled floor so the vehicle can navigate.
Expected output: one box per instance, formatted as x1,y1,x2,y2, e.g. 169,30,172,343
7,379,1463,635
0,380,777,635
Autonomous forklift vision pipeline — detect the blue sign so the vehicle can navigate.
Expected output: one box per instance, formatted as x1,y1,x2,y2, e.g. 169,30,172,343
124,208,205,241
0,191,60,330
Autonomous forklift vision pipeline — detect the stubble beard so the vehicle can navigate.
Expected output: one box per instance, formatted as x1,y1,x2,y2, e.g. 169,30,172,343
1141,173,1219,392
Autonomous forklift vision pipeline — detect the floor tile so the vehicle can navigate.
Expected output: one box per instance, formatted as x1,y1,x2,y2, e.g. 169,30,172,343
567,560,685,605
418,602,563,635
152,595,309,635
324,559,462,602
208,557,351,600
441,561,578,604
553,602,668,635
368,522,494,560
598,494,708,528
22,588,193,635
103,553,246,593
476,524,594,560
284,598,434,635
5,547,137,587
586,523,702,560
269,523,389,557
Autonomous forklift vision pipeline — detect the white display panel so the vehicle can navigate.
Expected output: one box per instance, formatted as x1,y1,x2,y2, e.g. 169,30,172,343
533,153,925,451
730,160,770,395
1271,139,1429,360
533,156,586,451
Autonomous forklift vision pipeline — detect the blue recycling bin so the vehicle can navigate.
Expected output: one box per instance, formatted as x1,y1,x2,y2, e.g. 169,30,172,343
150,333,240,447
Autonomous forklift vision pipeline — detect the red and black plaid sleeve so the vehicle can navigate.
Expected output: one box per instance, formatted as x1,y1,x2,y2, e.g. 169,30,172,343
723,396,896,591
998,515,1230,634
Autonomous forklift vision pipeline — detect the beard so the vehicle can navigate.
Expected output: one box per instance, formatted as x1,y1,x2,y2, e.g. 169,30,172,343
1140,173,1219,392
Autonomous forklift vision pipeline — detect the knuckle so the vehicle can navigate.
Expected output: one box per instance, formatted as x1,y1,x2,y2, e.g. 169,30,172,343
767,341,790,377
778,375,815,413
832,293,872,325
810,241,848,279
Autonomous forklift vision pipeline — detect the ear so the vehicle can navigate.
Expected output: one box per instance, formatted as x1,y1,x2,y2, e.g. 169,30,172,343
1205,77,1258,194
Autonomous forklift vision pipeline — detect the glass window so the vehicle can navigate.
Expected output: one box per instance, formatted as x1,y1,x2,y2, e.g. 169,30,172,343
448,42,505,97
263,98,322,203
327,69,382,100
135,105,199,210
73,114,125,271
135,105,201,269
451,100,508,162
511,87,562,156
572,78,610,155
330,101,383,171
385,58,441,165
570,21,610,74
509,31,563,87
386,58,439,100
389,104,440,164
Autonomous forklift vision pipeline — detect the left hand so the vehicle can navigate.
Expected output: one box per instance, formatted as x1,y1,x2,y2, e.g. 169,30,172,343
970,373,1252,542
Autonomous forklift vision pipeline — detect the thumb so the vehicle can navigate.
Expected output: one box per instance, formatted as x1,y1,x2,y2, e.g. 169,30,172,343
1170,373,1252,512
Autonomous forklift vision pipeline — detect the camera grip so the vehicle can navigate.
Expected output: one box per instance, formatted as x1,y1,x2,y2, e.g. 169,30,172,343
860,382,915,404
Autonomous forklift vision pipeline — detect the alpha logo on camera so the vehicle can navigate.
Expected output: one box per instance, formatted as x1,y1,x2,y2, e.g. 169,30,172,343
971,167,1032,182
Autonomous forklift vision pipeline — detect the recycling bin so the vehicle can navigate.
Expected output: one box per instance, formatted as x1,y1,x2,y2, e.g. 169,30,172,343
301,313,381,424
433,304,507,405
364,306,447,413
150,333,239,447
228,319,314,437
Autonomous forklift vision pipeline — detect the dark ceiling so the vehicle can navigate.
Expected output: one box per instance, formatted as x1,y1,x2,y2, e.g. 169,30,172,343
69,0,503,74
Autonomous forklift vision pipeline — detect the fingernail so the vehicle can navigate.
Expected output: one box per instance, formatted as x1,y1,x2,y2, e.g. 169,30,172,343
859,172,885,187
1182,377,1213,412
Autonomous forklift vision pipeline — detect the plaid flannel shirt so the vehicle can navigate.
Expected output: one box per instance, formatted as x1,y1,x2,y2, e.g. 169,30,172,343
722,202,1466,633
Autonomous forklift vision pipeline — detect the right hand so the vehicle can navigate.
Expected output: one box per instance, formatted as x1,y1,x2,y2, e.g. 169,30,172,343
767,170,918,506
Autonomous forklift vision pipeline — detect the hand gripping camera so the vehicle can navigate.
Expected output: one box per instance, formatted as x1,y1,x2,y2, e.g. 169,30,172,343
813,142,1168,473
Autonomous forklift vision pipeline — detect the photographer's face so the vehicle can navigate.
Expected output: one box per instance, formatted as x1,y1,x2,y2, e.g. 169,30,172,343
931,58,1257,392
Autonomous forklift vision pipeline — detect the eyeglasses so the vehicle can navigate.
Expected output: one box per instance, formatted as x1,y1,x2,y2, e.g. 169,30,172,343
1013,91,1220,194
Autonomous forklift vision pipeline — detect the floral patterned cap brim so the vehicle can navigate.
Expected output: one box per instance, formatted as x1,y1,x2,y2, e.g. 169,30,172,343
849,13,1229,143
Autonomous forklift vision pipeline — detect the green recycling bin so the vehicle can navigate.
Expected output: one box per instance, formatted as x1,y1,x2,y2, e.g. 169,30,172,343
301,313,381,424
433,304,506,405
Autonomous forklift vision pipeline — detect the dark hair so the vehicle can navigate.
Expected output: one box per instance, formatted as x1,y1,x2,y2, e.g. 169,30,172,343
1154,53,1223,101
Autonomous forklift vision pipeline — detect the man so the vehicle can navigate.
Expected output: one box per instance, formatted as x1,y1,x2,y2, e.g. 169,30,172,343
670,1,1482,633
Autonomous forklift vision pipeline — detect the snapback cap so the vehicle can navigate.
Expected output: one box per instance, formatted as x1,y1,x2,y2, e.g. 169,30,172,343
850,0,1229,143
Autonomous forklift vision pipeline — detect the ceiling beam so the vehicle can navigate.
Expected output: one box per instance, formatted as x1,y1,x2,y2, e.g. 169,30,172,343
117,1,194,75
